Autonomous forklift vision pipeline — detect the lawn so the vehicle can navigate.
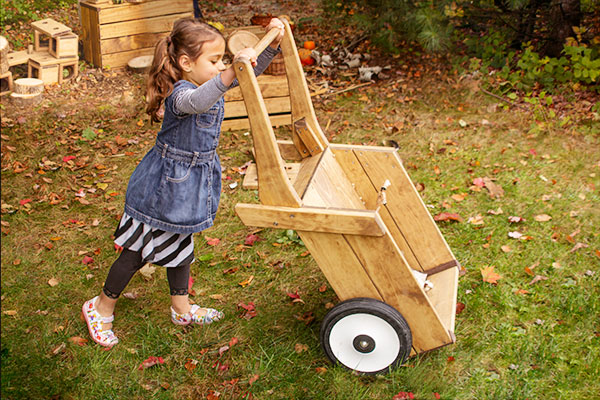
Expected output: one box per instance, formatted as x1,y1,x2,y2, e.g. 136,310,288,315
1,1,600,399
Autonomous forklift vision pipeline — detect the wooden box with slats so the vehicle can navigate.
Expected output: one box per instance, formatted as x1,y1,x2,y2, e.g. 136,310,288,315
79,0,193,68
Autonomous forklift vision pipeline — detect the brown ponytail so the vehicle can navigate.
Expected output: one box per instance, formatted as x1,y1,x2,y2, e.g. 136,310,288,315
146,18,223,122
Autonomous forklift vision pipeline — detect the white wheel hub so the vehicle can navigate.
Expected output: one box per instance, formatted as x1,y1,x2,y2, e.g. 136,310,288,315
328,313,401,373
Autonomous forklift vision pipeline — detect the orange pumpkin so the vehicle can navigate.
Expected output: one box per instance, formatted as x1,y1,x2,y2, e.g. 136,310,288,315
303,41,316,50
298,48,315,66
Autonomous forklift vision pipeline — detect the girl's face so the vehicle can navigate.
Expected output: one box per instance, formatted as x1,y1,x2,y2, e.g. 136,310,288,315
183,36,227,86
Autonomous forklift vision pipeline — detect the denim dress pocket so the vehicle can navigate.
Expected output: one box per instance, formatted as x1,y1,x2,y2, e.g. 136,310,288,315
165,158,192,183
196,107,218,128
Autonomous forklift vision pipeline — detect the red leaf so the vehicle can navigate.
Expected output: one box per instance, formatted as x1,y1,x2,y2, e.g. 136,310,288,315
138,356,165,370
238,302,257,320
63,156,76,162
433,212,462,222
205,236,221,246
229,337,239,347
455,302,465,315
82,256,94,265
433,393,441,400
473,177,485,187
244,234,259,246
188,276,194,291
19,199,32,206
114,244,123,252
481,265,502,284
393,392,415,400
286,290,301,300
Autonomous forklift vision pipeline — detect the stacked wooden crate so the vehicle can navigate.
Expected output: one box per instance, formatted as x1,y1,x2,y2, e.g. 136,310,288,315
79,0,193,68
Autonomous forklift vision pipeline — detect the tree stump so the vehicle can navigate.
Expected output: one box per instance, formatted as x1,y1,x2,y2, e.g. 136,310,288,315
13,78,44,95
10,92,43,107
0,36,9,74
127,55,153,74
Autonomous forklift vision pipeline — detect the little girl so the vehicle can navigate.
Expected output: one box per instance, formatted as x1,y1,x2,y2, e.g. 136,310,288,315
82,17,286,347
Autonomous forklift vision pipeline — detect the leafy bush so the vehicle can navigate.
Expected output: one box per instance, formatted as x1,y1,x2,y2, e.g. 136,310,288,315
0,0,76,26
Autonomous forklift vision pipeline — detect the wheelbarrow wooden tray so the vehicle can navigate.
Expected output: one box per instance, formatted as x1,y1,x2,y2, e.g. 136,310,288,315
232,19,459,356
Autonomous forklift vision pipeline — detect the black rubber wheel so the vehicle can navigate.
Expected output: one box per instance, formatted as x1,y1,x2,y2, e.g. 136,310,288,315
320,297,412,374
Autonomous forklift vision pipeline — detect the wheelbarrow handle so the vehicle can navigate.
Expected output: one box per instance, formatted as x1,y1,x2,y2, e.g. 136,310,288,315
253,27,282,55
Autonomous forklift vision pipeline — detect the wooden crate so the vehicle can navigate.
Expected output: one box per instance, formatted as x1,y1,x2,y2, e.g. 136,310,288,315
31,19,72,51
50,32,79,58
79,0,193,68
223,74,291,131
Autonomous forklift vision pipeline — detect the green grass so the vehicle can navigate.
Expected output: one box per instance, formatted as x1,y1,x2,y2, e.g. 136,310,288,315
2,5,600,400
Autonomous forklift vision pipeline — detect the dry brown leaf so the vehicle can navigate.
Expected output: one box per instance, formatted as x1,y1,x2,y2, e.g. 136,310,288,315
483,177,504,198
529,275,548,285
48,278,59,287
534,214,552,222
481,265,502,284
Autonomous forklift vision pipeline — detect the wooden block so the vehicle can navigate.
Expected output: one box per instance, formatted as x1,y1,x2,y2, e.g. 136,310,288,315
13,78,44,95
0,71,13,96
235,203,386,236
425,267,459,334
10,92,42,107
28,60,59,85
294,118,324,156
1,36,9,74
8,50,32,67
50,33,79,58
58,58,79,84
32,18,72,51
227,30,259,54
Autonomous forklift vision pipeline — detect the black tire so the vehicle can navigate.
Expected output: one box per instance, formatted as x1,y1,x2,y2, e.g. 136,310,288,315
320,297,412,375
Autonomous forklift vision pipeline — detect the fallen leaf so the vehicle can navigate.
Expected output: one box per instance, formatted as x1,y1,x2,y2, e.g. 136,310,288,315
508,231,523,239
468,214,484,225
185,359,198,372
295,343,308,353
315,367,328,374
473,177,485,187
238,275,254,287
3,310,17,316
229,337,239,347
68,336,88,346
218,345,230,356
508,216,525,223
501,245,512,253
82,256,94,265
529,275,548,285
138,356,165,370
249,374,259,385
244,234,259,246
139,264,156,279
122,292,138,299
483,177,504,198
456,302,465,315
481,265,502,284
487,207,504,215
451,193,467,202
534,214,552,222
433,212,462,222
205,236,221,246
570,242,588,252
48,278,59,287
51,343,66,355
238,302,257,319
514,289,530,295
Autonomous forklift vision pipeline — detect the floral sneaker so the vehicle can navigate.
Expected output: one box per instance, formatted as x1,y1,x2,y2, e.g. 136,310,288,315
82,296,118,347
171,304,224,326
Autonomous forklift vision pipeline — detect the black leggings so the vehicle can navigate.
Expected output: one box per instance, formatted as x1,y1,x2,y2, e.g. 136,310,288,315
102,249,190,298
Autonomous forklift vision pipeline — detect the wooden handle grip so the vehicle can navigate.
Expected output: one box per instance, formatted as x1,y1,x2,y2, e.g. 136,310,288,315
253,27,280,54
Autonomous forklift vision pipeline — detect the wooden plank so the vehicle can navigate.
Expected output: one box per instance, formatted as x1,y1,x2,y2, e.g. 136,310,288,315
302,149,365,209
8,50,32,67
225,96,290,118
31,19,72,37
294,118,324,156
354,150,457,271
242,162,299,190
344,229,453,353
234,58,301,207
276,140,303,161
425,267,458,333
332,147,423,271
101,47,154,69
330,143,398,153
97,0,193,24
298,231,384,302
292,151,323,199
100,32,166,54
279,18,328,148
235,204,385,236
99,13,192,39
221,113,291,132
80,4,102,66
225,74,289,101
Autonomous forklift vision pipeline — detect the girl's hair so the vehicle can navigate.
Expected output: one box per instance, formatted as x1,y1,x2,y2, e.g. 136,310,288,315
146,18,223,122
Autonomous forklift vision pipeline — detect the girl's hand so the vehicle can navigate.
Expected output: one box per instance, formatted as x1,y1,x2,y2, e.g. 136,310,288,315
266,18,285,48
234,48,257,67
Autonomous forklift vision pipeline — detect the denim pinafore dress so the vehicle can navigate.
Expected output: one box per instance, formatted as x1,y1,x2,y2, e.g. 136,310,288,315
123,80,224,235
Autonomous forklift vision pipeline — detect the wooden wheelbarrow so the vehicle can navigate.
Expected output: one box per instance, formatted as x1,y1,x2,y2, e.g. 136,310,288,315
229,19,460,374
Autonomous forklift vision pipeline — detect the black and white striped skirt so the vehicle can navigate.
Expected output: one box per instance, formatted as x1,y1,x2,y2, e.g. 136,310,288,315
113,212,195,267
